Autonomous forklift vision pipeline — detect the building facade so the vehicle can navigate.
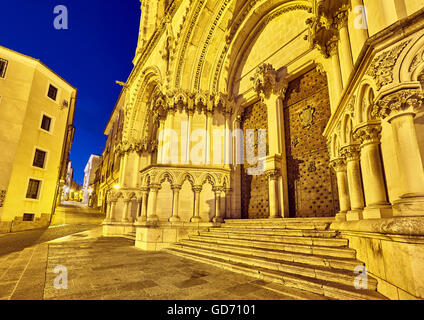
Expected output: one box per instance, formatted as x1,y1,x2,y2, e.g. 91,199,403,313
0,45,76,233
102,0,424,299
82,154,102,206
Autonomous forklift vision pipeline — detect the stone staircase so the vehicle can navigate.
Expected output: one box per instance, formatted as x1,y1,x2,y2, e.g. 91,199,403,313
165,218,387,300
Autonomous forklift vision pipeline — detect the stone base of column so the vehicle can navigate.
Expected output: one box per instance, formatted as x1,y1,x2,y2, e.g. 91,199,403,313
363,206,393,220
346,210,363,221
392,196,424,217
190,216,202,223
169,216,181,222
213,217,224,223
147,215,159,222
335,212,347,222
136,216,147,223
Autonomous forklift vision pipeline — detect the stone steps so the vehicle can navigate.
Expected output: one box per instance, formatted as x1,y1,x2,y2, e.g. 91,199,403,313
199,231,349,247
123,231,136,241
165,218,387,300
188,234,356,258
166,247,385,300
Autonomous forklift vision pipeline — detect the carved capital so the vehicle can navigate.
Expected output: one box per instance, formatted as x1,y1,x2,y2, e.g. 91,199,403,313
340,144,361,162
212,186,225,194
193,185,203,193
171,185,182,192
329,158,347,173
353,122,382,145
265,169,280,180
373,89,424,120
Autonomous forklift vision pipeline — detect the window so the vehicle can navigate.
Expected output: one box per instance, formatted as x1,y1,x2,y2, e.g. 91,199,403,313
33,149,47,168
47,84,58,101
26,179,41,199
41,115,52,132
0,58,7,78
23,213,35,222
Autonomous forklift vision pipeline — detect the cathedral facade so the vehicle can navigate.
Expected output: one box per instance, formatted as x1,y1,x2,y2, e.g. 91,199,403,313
101,0,424,299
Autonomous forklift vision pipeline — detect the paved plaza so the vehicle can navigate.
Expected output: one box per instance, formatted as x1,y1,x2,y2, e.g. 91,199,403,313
0,227,322,300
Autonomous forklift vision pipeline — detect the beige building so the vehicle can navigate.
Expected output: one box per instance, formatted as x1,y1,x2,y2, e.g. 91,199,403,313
101,1,424,300
82,154,102,206
0,45,77,233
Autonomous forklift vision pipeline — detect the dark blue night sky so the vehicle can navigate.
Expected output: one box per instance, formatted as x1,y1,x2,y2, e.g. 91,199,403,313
0,1,140,184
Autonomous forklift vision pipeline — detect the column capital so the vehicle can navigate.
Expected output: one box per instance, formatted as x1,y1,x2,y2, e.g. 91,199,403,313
171,184,182,192
353,121,382,145
340,143,361,161
212,186,225,194
250,63,279,99
265,169,281,180
330,158,347,172
193,185,203,193
373,89,424,121
149,184,161,192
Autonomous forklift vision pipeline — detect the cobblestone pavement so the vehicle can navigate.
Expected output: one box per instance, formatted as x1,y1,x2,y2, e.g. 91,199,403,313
0,228,306,300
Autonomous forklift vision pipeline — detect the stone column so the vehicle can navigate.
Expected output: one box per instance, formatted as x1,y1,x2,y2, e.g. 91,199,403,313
213,187,224,223
158,118,166,164
136,198,143,220
266,170,280,219
353,121,391,218
137,188,148,222
341,144,365,220
187,110,194,164
375,90,424,215
329,41,344,102
109,200,117,222
105,200,112,222
169,185,181,222
206,110,213,164
225,114,232,167
349,0,369,60
330,158,351,218
147,184,160,222
336,11,354,86
225,188,232,219
121,199,131,222
191,186,202,222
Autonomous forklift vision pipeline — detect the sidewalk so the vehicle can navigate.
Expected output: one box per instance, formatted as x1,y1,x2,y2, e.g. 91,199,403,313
0,227,321,300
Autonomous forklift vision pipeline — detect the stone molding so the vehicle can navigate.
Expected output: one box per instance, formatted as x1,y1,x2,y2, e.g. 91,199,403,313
353,121,382,145
329,158,347,173
340,143,361,162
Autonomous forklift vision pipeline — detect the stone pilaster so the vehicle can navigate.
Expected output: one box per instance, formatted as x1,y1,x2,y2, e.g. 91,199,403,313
213,186,224,223
265,169,280,219
147,184,160,223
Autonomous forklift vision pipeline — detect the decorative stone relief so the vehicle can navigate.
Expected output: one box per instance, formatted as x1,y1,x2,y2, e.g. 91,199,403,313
373,89,424,119
365,40,411,90
299,105,316,129
0,190,6,207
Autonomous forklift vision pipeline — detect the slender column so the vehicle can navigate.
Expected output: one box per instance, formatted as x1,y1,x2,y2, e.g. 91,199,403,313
341,144,365,211
121,199,131,222
146,184,160,222
353,122,390,216
336,13,354,86
191,186,202,222
329,41,344,102
330,158,351,215
225,114,232,167
105,200,112,222
266,170,280,218
225,188,232,219
213,187,224,223
206,111,213,164
109,200,117,222
158,118,166,164
136,198,142,219
169,185,181,222
138,188,148,222
187,111,194,164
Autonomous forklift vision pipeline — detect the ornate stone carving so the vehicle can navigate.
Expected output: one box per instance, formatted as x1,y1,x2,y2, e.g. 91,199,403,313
329,158,346,172
373,89,424,119
265,169,280,180
250,63,277,98
365,40,411,90
0,190,6,207
340,144,361,161
308,161,317,173
353,122,382,144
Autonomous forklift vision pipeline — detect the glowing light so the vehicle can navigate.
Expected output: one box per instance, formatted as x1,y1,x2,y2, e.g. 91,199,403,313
114,184,121,190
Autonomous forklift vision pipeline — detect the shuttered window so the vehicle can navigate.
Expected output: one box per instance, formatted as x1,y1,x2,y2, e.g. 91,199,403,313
26,179,41,199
